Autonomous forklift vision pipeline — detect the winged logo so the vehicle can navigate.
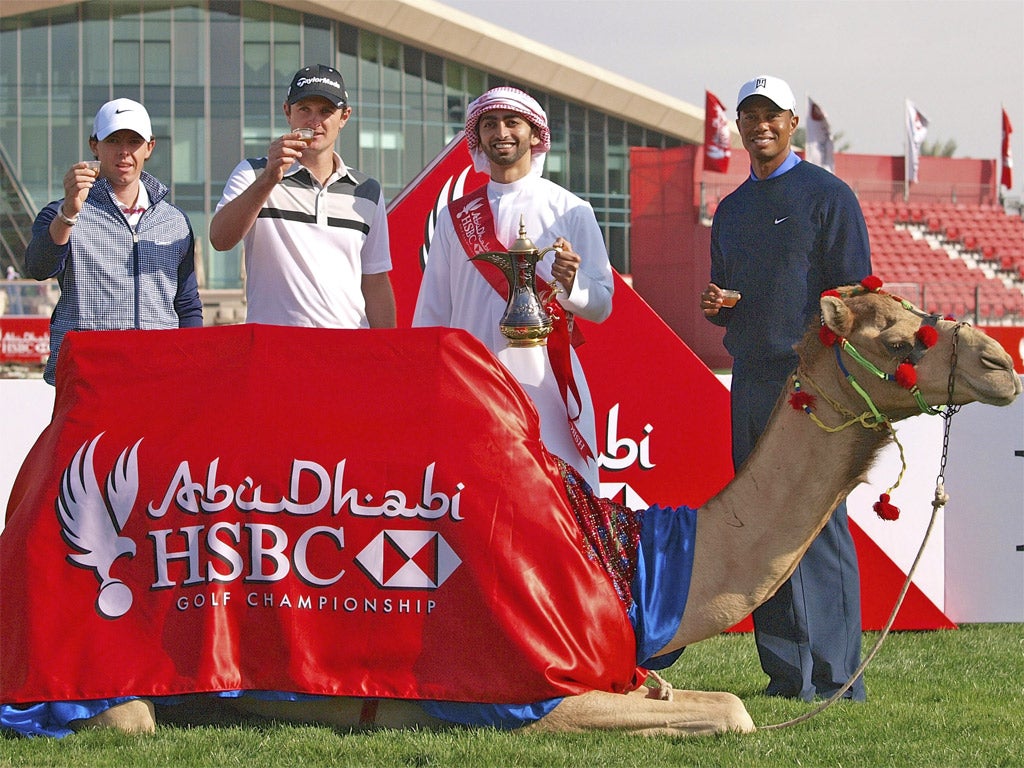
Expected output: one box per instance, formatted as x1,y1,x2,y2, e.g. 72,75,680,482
56,434,142,619
420,164,475,268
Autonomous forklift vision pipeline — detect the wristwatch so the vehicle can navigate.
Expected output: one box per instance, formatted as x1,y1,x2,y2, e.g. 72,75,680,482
57,204,79,227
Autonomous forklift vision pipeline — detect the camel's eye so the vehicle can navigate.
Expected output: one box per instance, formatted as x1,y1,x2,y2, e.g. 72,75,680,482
885,340,914,359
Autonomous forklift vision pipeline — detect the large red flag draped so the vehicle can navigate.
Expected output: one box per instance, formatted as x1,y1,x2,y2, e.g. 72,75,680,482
703,91,731,173
0,326,638,705
1002,107,1014,189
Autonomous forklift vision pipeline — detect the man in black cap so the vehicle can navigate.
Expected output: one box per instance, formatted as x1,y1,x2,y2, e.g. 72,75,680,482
211,64,395,329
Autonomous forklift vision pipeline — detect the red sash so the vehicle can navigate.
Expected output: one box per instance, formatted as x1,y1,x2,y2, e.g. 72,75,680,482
450,186,593,463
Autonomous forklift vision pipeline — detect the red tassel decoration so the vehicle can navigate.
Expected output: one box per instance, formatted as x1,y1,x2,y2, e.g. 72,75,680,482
916,325,938,348
861,275,884,292
821,289,842,299
895,362,917,389
874,493,901,520
818,326,840,347
789,390,816,411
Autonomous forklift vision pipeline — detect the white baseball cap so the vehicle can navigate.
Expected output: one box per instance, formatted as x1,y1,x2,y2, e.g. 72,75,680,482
92,98,153,141
736,76,797,113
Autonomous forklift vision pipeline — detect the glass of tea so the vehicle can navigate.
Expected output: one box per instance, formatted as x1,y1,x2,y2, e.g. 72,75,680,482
720,289,741,307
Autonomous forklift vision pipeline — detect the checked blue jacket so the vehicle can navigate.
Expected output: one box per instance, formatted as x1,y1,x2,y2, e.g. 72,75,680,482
26,170,203,384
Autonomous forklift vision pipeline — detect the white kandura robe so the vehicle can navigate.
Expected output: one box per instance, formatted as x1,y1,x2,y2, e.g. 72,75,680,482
412,172,614,487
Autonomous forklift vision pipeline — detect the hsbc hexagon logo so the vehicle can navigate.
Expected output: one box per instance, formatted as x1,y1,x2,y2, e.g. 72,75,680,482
355,530,461,589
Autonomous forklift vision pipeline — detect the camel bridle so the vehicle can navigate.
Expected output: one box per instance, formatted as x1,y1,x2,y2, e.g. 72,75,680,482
831,300,963,419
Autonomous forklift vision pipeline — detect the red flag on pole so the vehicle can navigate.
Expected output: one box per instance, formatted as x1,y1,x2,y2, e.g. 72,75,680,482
704,90,731,173
1001,107,1014,189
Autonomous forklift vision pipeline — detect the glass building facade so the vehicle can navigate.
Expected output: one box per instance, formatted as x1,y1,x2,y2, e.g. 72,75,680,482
0,1,681,288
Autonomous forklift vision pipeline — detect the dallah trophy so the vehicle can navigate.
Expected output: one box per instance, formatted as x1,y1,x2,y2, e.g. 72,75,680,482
470,216,560,347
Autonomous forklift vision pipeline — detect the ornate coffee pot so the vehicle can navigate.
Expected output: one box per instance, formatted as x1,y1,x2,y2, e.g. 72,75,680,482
471,217,560,347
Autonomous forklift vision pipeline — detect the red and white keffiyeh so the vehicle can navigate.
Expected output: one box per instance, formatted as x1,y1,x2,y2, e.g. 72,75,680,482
465,87,551,174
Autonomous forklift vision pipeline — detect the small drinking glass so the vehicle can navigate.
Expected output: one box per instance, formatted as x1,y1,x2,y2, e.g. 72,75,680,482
83,160,101,177
295,128,315,144
720,289,741,307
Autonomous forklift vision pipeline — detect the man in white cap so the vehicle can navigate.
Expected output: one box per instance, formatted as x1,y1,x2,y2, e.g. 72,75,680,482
25,98,203,385
701,76,871,701
210,64,395,329
413,87,615,488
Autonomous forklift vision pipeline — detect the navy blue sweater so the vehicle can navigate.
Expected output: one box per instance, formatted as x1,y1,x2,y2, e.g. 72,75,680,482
709,160,871,375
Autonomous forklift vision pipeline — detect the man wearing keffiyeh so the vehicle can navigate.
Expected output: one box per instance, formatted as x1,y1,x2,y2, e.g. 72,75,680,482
413,87,614,488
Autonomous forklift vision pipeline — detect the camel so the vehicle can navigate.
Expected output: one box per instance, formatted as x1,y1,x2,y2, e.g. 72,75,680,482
61,282,1022,736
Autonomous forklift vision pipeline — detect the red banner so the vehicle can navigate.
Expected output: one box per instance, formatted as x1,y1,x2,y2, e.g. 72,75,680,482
0,317,49,364
0,326,637,705
703,91,731,173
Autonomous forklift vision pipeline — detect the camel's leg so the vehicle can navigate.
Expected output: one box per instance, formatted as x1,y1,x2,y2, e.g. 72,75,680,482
225,696,445,730
69,691,753,736
69,698,156,734
520,687,755,736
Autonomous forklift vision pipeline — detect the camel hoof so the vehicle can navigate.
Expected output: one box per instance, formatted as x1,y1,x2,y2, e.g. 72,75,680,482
70,698,156,734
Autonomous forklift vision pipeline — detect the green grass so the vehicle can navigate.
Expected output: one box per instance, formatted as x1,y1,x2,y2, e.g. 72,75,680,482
2,624,1022,767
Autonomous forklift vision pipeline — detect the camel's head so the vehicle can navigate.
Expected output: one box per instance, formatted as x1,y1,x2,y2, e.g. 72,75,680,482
805,278,1020,422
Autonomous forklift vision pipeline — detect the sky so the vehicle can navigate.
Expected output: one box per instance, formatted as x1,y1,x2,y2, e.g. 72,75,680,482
440,0,1023,185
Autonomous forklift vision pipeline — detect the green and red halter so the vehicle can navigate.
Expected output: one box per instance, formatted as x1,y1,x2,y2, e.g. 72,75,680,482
789,276,964,520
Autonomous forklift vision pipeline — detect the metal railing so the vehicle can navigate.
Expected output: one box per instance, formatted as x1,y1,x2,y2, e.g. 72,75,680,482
0,142,37,275
0,280,59,318
878,281,1023,326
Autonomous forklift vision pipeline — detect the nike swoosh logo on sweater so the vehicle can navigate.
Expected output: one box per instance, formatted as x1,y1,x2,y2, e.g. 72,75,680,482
774,217,789,224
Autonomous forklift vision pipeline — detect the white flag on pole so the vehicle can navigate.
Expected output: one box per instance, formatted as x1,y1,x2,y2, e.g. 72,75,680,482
905,100,929,184
805,97,835,173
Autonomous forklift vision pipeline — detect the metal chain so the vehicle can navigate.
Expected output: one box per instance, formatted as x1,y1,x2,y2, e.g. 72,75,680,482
936,322,964,487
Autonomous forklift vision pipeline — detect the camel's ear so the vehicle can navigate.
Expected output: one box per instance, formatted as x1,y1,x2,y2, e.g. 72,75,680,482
820,295,854,337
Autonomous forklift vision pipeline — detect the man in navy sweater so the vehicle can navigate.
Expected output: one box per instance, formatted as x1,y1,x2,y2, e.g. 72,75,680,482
702,76,871,702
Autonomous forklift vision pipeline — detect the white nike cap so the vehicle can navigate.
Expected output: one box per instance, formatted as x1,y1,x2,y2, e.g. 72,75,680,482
736,76,797,113
92,98,154,141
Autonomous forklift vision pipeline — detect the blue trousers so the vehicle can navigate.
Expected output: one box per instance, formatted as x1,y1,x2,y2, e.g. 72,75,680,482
731,365,866,701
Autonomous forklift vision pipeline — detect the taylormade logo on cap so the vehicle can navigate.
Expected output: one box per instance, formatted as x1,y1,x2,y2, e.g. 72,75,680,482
736,75,797,113
287,65,348,107
295,75,341,90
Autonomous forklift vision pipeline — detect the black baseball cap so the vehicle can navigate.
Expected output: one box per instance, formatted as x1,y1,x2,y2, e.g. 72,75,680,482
286,65,348,108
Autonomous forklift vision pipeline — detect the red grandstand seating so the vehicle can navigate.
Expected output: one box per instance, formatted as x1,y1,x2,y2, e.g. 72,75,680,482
859,200,1024,322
